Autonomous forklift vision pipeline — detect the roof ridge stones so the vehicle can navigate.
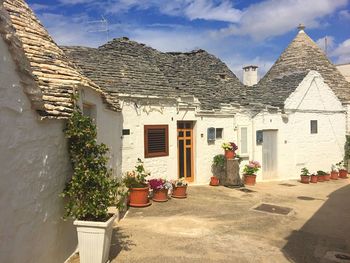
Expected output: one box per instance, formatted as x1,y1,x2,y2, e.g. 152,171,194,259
63,37,245,110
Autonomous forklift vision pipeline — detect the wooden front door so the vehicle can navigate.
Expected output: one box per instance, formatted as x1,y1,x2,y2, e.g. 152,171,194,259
177,122,194,182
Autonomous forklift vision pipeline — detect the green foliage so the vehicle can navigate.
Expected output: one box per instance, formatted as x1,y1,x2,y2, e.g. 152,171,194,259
316,170,327,176
122,159,150,188
61,109,126,221
213,154,225,168
301,167,310,176
345,135,350,162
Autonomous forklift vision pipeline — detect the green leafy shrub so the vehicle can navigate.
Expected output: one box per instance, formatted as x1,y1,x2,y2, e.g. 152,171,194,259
213,154,225,168
316,170,327,176
301,167,310,176
123,159,150,188
61,108,126,222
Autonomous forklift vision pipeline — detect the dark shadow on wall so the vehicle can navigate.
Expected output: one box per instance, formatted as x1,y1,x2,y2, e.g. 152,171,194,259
109,227,136,261
282,184,350,263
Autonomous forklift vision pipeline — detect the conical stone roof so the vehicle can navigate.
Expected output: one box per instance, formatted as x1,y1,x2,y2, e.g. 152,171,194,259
254,29,350,107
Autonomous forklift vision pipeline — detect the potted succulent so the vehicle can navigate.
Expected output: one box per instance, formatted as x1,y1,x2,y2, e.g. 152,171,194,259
330,164,339,180
337,161,348,179
310,173,318,183
317,170,327,182
171,178,188,198
123,159,151,207
300,167,310,184
221,142,238,159
62,109,126,263
149,178,172,202
243,160,261,186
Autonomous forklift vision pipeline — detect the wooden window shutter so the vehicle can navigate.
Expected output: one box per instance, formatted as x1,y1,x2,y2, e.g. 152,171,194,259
144,125,169,158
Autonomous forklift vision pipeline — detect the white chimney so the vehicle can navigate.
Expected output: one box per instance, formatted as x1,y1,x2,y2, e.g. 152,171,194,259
243,65,258,86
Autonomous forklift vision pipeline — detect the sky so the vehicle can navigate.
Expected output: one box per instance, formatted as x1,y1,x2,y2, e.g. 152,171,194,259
27,0,350,79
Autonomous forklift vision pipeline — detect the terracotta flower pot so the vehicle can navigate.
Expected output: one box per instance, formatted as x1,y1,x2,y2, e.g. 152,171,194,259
324,174,331,181
152,188,169,202
339,169,348,179
172,185,187,198
224,150,235,159
317,175,325,182
300,175,310,184
244,174,256,186
330,171,339,180
310,176,318,183
210,176,220,186
129,186,151,207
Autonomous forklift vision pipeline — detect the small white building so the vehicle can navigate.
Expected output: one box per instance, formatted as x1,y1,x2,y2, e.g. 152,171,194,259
0,1,121,262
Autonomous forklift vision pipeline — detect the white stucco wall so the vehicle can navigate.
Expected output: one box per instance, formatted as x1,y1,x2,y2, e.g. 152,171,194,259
251,71,346,181
0,38,76,262
120,100,237,184
79,88,122,177
336,64,350,82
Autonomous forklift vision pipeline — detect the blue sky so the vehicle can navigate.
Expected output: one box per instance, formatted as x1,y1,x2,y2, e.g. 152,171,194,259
27,0,350,78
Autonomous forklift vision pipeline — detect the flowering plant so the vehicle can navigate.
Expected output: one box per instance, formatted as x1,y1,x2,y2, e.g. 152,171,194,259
221,142,238,151
123,159,150,188
171,178,188,187
243,160,261,175
336,161,346,170
148,178,172,191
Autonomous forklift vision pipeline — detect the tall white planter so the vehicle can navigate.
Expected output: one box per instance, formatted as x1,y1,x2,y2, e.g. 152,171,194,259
74,213,117,263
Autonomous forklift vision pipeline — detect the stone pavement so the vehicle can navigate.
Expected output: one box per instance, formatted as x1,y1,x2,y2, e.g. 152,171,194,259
72,179,350,262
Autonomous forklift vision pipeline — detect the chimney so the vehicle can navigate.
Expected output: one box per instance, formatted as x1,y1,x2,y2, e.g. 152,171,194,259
243,65,258,86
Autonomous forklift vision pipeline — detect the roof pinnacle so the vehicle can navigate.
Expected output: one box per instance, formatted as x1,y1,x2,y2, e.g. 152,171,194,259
297,23,305,32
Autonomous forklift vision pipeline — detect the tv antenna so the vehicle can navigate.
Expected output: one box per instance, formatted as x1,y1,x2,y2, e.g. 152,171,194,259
86,16,109,42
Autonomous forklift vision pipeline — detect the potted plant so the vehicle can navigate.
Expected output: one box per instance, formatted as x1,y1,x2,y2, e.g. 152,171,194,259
243,160,261,186
317,170,327,182
62,109,126,263
310,173,318,183
211,154,225,186
300,167,310,184
171,178,188,198
324,172,331,181
149,178,172,202
221,142,238,159
123,159,151,207
337,161,348,179
330,164,339,180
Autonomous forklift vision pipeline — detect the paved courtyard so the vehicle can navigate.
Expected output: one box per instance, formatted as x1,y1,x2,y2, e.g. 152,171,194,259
69,179,350,263
110,179,350,263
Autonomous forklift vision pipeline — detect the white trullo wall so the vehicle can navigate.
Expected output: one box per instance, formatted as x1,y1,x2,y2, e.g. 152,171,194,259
252,71,346,181
79,88,123,177
0,38,76,262
120,99,237,184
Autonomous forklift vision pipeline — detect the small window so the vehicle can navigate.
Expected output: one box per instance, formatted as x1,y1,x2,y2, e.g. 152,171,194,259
144,125,169,158
310,120,318,134
216,128,223,139
122,129,130,135
256,130,263,145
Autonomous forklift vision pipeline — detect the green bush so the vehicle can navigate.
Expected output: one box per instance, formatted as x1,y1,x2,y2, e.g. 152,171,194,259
61,108,125,221
213,154,225,168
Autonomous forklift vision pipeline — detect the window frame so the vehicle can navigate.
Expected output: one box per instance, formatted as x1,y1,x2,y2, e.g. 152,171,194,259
144,125,169,158
239,126,249,155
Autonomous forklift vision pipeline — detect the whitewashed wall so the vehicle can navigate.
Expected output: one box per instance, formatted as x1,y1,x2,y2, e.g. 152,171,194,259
251,71,346,181
120,100,236,184
0,37,76,263
79,88,122,177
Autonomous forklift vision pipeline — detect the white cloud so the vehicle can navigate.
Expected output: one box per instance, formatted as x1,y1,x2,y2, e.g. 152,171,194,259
218,0,347,40
339,9,350,20
331,38,350,64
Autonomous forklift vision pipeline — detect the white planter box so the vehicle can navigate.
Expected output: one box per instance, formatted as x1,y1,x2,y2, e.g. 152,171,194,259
74,213,117,263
